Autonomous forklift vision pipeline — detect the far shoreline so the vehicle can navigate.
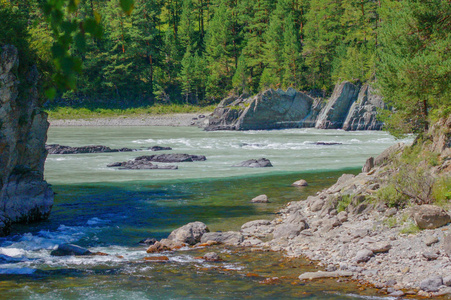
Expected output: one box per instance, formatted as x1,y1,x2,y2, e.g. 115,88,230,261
48,113,208,127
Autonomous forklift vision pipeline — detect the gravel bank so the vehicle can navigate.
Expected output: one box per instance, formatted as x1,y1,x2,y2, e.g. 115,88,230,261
49,113,208,127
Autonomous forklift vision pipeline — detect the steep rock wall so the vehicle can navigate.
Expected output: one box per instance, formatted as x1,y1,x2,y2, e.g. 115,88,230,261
0,45,53,236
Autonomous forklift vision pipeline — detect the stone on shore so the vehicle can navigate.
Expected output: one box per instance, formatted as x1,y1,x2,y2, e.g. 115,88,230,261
420,276,443,292
241,220,273,238
51,244,92,256
292,179,308,187
442,235,451,257
425,236,439,246
368,242,391,253
167,221,209,245
413,205,450,229
251,195,269,203
362,157,374,172
299,271,353,280
232,158,273,168
354,249,373,263
203,252,221,262
200,231,244,246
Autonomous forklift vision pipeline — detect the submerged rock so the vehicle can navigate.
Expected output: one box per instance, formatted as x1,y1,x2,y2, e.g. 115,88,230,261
148,146,172,151
203,252,221,262
292,179,308,187
251,194,269,203
167,221,209,245
51,244,92,256
107,160,178,170
232,158,272,168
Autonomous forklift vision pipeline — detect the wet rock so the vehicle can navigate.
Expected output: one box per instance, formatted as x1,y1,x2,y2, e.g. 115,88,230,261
143,256,169,262
362,157,374,173
388,290,405,297
425,235,439,246
135,154,206,163
419,276,443,292
146,239,185,253
299,271,353,280
354,249,373,263
167,221,209,245
203,252,221,262
139,238,157,245
413,205,450,229
200,231,244,246
292,179,308,187
51,244,92,256
149,146,172,151
368,242,391,254
251,194,269,203
46,144,134,155
107,160,178,170
232,158,273,168
314,142,342,146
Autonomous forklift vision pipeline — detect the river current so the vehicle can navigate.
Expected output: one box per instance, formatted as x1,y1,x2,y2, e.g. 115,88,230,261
0,126,410,299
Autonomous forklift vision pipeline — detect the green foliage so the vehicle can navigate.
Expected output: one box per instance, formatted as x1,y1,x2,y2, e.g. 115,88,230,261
337,194,352,213
376,184,408,208
399,222,420,235
432,176,451,207
377,0,451,137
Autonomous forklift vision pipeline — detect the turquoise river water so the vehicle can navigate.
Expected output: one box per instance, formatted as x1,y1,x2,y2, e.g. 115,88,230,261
0,126,412,299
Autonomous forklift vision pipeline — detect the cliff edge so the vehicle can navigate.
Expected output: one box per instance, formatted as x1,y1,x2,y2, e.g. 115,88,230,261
0,45,54,236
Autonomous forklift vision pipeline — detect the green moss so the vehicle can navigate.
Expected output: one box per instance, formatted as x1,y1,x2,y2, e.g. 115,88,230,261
399,222,420,235
432,176,451,207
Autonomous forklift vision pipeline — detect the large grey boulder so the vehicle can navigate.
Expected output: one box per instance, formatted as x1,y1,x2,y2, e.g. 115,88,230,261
419,276,443,292
0,45,54,236
343,84,385,131
167,221,209,245
205,88,315,131
232,158,272,168
200,231,244,246
315,81,360,129
413,205,450,229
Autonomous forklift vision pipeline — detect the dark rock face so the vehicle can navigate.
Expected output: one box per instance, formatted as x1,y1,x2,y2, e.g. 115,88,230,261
205,88,315,131
343,84,385,131
46,144,134,154
232,158,273,168
315,82,360,129
0,45,54,236
205,82,385,131
148,146,172,151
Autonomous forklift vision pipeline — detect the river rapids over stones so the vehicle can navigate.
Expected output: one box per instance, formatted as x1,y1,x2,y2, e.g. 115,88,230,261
0,126,413,299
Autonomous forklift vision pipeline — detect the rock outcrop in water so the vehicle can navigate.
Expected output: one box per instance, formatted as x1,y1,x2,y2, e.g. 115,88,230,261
203,81,385,131
0,45,54,236
46,144,134,154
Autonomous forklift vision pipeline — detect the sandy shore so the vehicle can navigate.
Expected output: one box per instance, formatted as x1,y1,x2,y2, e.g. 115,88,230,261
49,113,208,127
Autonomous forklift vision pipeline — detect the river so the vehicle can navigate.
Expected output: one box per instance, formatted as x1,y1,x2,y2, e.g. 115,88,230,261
0,126,409,299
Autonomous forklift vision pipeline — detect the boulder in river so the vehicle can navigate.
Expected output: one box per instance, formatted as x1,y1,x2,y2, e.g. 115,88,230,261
232,158,273,168
148,146,172,151
251,194,269,203
46,144,134,154
51,244,92,256
292,179,308,187
167,221,209,245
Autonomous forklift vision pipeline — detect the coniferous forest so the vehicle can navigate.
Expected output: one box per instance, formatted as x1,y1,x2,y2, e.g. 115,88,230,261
1,0,450,122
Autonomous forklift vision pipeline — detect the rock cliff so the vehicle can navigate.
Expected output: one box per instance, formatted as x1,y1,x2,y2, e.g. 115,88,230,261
0,45,53,236
204,81,385,131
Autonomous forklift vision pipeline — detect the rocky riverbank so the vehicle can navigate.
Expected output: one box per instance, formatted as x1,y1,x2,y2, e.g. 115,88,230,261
48,113,206,127
145,116,451,298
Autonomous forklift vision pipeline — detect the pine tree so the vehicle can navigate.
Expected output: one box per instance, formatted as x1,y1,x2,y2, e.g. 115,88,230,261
282,13,303,89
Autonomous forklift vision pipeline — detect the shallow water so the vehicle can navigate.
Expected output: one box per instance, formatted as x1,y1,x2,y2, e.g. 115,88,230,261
0,127,411,299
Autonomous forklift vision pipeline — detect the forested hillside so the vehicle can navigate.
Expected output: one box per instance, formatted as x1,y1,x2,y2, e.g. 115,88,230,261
2,0,450,122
